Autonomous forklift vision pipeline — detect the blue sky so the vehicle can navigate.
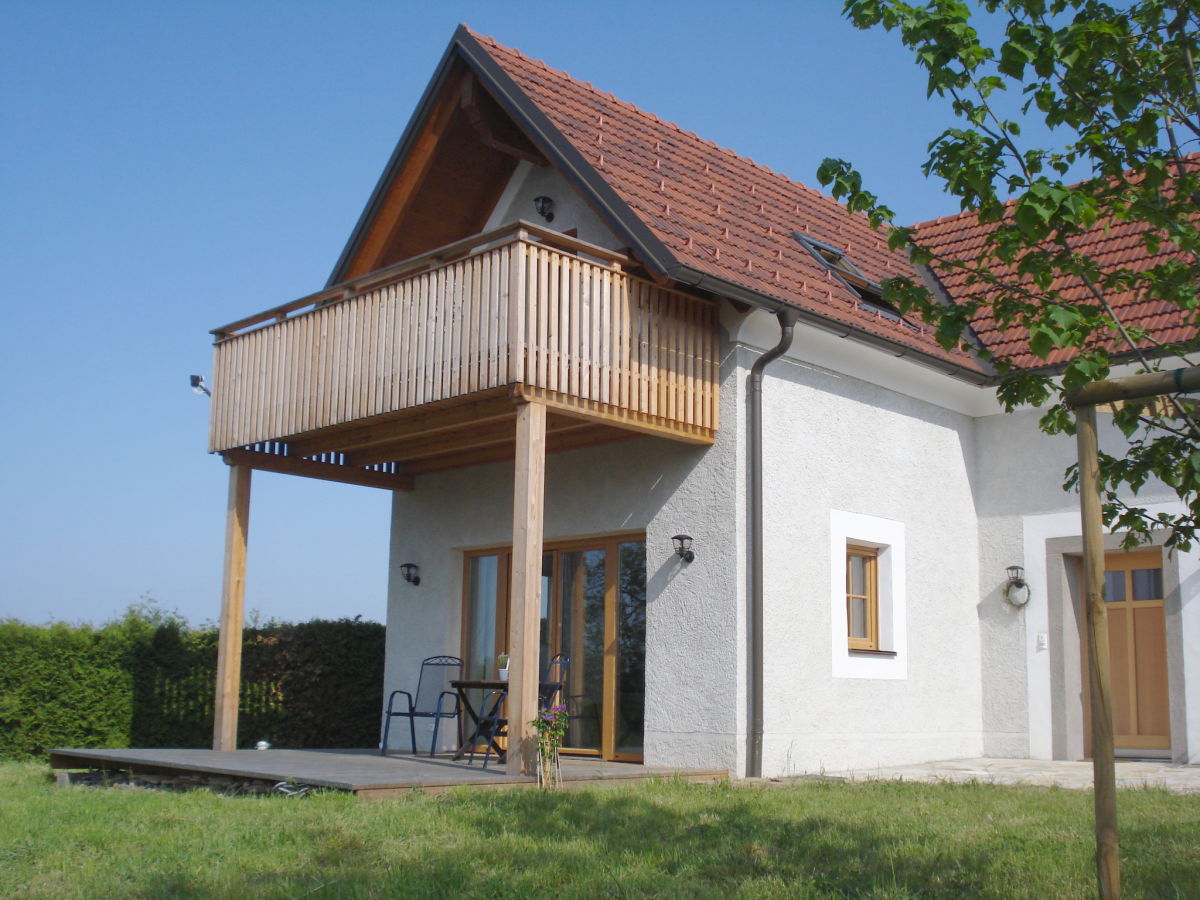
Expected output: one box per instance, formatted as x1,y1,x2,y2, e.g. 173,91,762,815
1,1,969,626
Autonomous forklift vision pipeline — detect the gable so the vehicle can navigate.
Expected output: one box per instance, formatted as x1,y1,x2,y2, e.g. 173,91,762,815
330,27,995,381
335,58,550,281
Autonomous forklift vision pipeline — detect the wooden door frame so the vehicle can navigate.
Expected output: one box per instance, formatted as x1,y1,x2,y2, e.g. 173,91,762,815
459,531,646,762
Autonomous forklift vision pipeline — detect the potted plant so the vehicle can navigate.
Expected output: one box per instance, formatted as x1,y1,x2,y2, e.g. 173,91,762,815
497,652,509,680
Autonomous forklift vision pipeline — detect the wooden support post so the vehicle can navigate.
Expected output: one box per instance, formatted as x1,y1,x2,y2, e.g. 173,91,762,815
1076,405,1121,900
506,400,546,775
213,465,251,752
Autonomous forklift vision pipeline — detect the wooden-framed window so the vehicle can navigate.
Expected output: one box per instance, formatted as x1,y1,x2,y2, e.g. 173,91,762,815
846,545,878,651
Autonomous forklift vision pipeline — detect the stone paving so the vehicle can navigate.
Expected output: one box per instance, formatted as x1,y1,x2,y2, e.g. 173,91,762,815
811,757,1200,794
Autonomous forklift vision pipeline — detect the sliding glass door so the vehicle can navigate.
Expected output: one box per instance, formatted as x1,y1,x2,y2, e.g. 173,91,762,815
463,534,645,761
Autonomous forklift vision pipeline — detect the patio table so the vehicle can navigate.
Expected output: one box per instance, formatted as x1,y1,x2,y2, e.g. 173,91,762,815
449,679,562,762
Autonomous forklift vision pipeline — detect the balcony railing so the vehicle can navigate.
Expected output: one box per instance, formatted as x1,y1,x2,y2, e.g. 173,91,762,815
209,223,719,453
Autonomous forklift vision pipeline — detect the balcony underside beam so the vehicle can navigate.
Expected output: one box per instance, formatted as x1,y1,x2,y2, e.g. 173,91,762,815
221,448,414,491
285,389,517,458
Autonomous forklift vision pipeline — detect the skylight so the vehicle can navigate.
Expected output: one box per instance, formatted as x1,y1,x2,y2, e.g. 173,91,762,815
792,232,911,326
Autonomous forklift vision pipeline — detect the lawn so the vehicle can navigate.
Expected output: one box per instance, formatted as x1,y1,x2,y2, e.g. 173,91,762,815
1,762,1198,899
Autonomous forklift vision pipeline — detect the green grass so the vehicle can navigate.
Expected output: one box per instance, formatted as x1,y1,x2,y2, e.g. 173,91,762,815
1,763,1198,899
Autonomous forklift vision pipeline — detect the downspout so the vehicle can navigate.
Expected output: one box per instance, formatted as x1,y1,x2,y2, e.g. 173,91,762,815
747,308,799,778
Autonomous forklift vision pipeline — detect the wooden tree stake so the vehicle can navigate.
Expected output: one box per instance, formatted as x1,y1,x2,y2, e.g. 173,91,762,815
1076,404,1120,899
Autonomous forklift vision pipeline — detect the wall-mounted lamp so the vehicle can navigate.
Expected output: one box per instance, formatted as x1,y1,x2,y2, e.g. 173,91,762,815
533,195,555,223
400,563,421,586
1004,564,1030,607
672,534,695,563
189,374,211,397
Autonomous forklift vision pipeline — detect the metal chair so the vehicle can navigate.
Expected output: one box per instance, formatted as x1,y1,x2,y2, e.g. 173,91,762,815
466,689,508,769
539,653,570,709
380,655,462,756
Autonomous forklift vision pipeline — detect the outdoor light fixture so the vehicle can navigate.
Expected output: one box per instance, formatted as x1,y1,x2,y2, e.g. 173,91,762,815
1005,565,1031,607
672,534,695,563
400,563,421,586
189,374,211,397
533,195,555,223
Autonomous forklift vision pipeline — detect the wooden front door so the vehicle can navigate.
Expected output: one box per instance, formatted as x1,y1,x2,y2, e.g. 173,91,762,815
1083,550,1171,754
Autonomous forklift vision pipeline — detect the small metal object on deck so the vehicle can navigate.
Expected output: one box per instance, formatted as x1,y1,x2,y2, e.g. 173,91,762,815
255,740,271,750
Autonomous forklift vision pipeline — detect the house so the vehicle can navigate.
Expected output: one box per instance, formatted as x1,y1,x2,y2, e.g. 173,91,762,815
205,25,1200,777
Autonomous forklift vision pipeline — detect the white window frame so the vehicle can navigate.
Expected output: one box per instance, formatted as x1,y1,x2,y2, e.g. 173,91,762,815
830,509,907,679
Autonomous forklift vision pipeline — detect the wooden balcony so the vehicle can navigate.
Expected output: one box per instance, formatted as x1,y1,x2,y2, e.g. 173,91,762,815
208,223,720,490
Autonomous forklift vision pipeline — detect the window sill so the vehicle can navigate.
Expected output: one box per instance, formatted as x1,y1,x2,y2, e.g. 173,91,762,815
848,648,897,658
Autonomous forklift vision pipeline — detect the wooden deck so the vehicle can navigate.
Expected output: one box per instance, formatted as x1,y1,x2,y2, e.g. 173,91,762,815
48,748,728,800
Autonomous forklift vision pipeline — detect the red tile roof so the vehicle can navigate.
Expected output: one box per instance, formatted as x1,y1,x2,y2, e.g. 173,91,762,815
915,184,1199,370
446,29,1195,378
467,29,988,376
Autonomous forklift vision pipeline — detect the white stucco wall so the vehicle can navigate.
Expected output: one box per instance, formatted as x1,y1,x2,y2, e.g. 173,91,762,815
381,342,745,767
746,325,985,774
484,161,624,252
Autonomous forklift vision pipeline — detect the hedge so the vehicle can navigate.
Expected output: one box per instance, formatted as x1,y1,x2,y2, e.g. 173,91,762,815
0,607,384,760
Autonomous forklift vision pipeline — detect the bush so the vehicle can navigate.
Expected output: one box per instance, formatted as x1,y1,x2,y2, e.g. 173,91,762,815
0,607,384,759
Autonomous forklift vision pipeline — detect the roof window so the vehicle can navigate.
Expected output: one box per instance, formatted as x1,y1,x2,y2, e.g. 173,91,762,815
792,232,914,329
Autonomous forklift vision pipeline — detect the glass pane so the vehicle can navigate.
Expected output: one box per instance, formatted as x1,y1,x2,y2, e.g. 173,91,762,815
1103,570,1126,603
849,595,868,639
615,541,646,756
539,553,553,675
848,555,866,596
1131,568,1163,602
466,555,500,679
559,549,606,752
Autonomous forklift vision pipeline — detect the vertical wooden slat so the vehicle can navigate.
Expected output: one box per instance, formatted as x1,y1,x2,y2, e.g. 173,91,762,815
329,303,344,425
470,255,484,393
506,242,523,385
416,272,429,406
569,257,581,398
400,277,414,409
450,261,463,397
557,254,569,393
534,248,547,389
483,250,496,385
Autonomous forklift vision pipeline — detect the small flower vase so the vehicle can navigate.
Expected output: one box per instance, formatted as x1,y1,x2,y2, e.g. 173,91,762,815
499,667,508,680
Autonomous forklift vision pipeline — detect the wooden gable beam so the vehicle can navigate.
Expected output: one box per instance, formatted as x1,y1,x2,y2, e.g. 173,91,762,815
459,76,546,166
343,69,468,281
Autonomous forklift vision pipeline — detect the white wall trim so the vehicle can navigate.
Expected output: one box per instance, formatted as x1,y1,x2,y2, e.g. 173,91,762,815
830,509,907,679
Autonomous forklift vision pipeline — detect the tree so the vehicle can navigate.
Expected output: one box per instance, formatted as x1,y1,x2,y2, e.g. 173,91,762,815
818,0,1200,550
